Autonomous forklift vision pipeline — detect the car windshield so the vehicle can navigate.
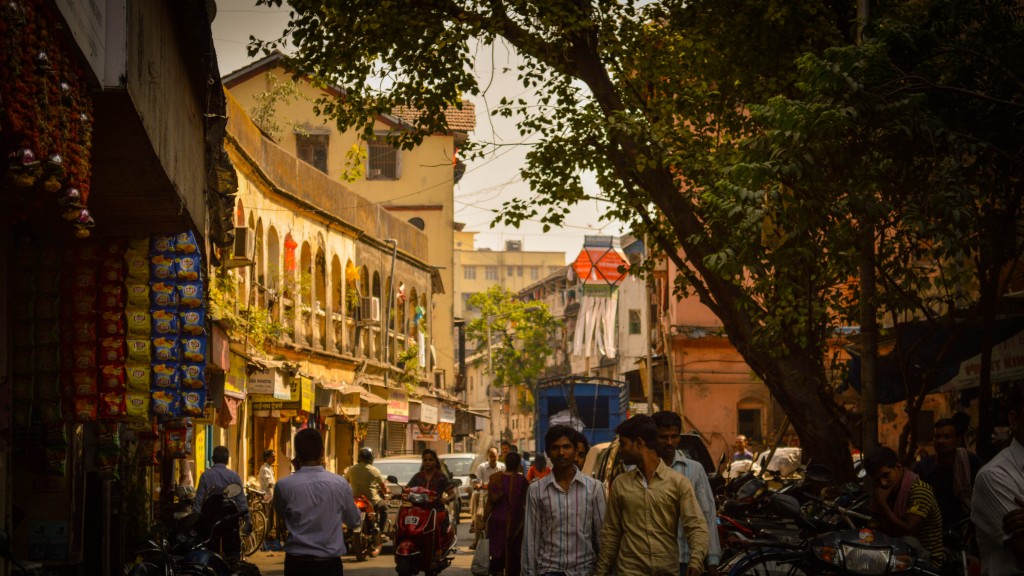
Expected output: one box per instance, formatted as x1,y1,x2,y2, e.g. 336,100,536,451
374,461,422,485
440,457,474,476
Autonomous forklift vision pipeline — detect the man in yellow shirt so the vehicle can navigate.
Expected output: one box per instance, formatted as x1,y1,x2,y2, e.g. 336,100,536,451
595,415,709,576
344,448,389,537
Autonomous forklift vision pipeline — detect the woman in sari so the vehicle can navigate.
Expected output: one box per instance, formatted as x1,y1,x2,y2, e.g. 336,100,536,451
407,449,457,536
485,451,529,576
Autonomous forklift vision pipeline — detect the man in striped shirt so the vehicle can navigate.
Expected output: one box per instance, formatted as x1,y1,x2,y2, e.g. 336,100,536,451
522,425,606,576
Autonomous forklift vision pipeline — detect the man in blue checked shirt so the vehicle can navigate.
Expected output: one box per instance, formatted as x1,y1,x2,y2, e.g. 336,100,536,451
193,446,250,559
653,411,721,576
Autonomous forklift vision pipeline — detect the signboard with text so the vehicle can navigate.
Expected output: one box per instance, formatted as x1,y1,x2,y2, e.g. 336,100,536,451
250,376,314,413
387,391,409,423
439,405,456,424
419,404,438,424
248,369,289,399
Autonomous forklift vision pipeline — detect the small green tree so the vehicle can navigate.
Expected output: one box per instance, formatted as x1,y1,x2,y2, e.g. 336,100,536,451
465,287,560,394
248,72,309,141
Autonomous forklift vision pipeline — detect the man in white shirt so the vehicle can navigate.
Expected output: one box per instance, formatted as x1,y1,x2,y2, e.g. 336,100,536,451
274,429,361,576
522,425,606,576
973,384,1024,576
470,447,505,550
258,450,279,543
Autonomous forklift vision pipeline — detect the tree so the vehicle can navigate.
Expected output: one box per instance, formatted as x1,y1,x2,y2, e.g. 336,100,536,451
251,0,1020,477
464,287,559,396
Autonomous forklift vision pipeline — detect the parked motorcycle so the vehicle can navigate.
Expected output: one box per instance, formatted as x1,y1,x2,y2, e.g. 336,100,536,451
344,494,390,561
390,475,461,576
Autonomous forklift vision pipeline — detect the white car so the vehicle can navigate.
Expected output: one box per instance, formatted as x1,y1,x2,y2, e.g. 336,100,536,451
438,452,476,515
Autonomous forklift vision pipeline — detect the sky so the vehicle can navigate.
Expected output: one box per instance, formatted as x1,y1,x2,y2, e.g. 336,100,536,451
210,0,629,261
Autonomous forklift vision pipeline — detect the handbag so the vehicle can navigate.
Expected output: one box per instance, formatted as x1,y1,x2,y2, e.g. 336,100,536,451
471,534,490,576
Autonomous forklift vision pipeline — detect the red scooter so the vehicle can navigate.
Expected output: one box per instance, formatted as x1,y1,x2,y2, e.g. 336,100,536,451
392,484,458,576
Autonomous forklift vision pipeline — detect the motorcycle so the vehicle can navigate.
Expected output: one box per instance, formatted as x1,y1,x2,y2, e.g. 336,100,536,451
344,494,390,561
390,475,461,576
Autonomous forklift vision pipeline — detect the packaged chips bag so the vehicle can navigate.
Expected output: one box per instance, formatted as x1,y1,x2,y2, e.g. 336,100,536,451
150,235,177,255
125,364,151,391
150,282,178,308
125,252,149,281
151,363,179,389
180,336,207,363
179,309,205,335
175,231,199,254
99,311,126,336
73,370,98,396
100,391,127,418
181,390,206,417
72,345,96,371
126,338,151,363
73,320,96,342
164,424,187,458
150,255,176,282
176,255,201,281
100,364,126,391
152,337,179,362
151,309,178,335
100,337,126,364
150,390,178,416
177,282,203,309
180,364,206,389
126,284,149,307
74,397,97,422
126,308,151,337
100,259,126,284
126,392,150,421
99,284,125,310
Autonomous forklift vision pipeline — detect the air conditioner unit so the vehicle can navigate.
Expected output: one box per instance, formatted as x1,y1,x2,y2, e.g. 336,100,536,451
226,226,255,268
359,296,381,324
368,168,382,179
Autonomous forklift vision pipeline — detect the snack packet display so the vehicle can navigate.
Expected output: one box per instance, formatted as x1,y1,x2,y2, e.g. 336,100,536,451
126,309,151,337
150,255,176,281
180,336,207,363
100,391,127,418
179,309,205,335
72,370,98,396
126,284,149,307
176,255,201,281
150,282,178,308
100,337,126,364
71,345,95,371
99,284,125,310
150,235,177,255
100,364,127,391
181,390,206,417
99,311,125,336
74,397,97,422
152,337,179,362
126,338,150,363
72,293,97,316
126,393,150,421
127,237,149,256
151,309,178,335
125,252,149,281
151,363,179,389
177,282,203,308
73,320,96,342
100,260,126,284
150,390,179,416
164,424,187,458
125,364,151,391
175,231,199,254
180,364,205,389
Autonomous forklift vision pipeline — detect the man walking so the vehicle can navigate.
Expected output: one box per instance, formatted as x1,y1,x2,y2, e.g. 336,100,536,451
258,450,281,545
344,448,390,537
194,445,249,559
653,411,721,576
470,447,505,550
913,418,982,532
595,415,708,576
274,429,361,576
522,425,606,576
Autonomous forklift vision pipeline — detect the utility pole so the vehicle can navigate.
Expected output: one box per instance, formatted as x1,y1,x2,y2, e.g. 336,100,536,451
382,239,397,453
644,235,655,414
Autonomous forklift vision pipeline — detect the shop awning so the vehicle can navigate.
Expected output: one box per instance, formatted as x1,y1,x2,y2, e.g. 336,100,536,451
338,384,388,405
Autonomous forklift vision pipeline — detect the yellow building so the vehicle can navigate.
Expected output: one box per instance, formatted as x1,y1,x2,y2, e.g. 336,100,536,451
223,52,474,393
454,231,567,319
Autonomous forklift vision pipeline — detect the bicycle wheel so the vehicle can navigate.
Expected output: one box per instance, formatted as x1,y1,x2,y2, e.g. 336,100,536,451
241,510,267,557
727,550,813,576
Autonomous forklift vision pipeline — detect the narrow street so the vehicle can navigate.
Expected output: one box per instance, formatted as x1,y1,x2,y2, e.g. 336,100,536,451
249,519,476,576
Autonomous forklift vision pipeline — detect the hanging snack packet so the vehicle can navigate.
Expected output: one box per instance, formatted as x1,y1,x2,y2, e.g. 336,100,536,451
180,364,206,389
72,267,97,290
150,390,179,416
125,252,149,281
125,364,151,391
100,260,126,284
126,284,149,307
180,335,207,363
126,392,150,421
126,309,151,337
73,370,98,396
151,363,179,389
99,311,126,336
72,320,96,342
72,292,97,316
177,282,203,308
99,284,125,310
35,321,59,345
179,309,205,335
126,338,151,363
150,282,178,308
181,390,206,417
74,397,97,422
100,364,126,391
176,254,201,281
100,391,127,418
152,337,180,362
72,345,96,371
164,424,187,458
127,237,149,256
150,255,176,281
175,231,199,254
100,337,126,364
151,309,178,335
150,234,177,255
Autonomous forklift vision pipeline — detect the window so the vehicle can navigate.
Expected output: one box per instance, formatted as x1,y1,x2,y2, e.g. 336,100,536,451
628,310,642,334
517,266,523,277
485,266,498,280
367,138,400,180
737,409,762,442
463,266,477,280
507,266,514,277
296,134,329,173
408,217,425,231
530,266,539,280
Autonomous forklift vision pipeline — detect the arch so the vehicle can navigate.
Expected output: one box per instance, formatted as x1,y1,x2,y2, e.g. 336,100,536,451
254,218,265,306
247,211,255,230
331,255,344,353
267,226,281,292
372,271,382,360
300,242,313,345
407,217,425,231
360,265,370,298
314,246,327,348
235,199,245,227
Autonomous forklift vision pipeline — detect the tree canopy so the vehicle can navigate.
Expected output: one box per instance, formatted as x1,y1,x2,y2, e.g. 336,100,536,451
252,0,1024,476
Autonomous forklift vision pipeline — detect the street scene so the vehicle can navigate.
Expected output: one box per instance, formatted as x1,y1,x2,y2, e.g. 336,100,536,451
1,0,1023,575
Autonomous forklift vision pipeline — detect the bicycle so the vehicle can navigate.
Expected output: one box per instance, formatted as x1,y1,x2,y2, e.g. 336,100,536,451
241,487,269,557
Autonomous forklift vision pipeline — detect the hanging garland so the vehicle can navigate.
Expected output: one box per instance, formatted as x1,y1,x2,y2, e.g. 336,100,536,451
0,0,95,237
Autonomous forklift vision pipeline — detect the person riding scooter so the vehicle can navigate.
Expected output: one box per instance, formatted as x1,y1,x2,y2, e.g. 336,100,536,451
344,447,390,535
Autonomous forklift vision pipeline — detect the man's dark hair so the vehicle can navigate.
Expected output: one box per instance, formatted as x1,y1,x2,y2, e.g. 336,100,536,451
533,453,547,469
545,424,580,450
212,446,229,464
652,411,683,430
951,412,971,437
863,446,901,475
506,451,523,473
500,440,511,448
933,418,959,435
577,433,590,455
615,415,658,450
295,428,324,462
263,449,275,461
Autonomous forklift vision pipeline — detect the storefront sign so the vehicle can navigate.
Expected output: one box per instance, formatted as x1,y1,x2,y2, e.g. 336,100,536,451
250,376,314,413
249,369,289,399
419,404,438,425
225,352,247,399
413,422,438,441
387,391,409,423
439,405,456,424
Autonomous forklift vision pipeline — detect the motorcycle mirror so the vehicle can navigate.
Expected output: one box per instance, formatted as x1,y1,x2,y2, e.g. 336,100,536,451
769,493,803,520
223,483,243,499
386,475,399,484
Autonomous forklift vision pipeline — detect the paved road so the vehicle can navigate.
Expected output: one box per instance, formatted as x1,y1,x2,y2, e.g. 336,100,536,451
249,518,477,576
